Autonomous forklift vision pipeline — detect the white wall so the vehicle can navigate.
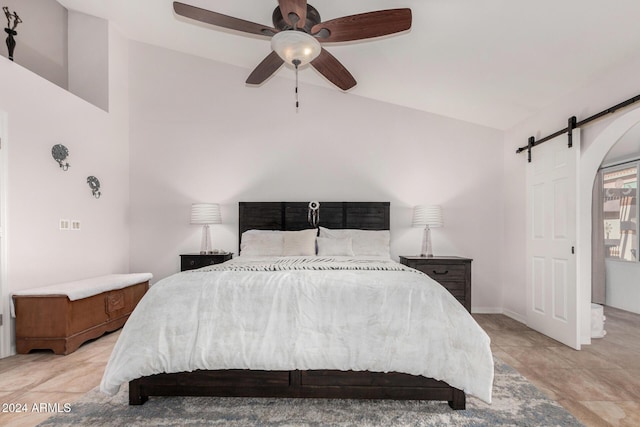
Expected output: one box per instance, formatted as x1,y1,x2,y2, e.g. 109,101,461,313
606,260,640,314
0,0,68,89
502,52,640,336
68,10,109,111
0,20,129,354
127,42,505,312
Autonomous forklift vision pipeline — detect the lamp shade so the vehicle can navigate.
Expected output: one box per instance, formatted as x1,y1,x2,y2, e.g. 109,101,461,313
190,203,221,225
412,205,443,228
271,30,321,66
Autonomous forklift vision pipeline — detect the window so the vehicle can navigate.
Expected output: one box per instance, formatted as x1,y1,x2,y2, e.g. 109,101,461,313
603,164,638,261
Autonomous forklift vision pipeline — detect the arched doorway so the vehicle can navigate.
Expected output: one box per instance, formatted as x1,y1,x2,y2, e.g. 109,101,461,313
578,106,640,344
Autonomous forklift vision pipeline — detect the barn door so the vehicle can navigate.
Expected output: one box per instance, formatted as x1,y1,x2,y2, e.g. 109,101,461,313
526,130,580,349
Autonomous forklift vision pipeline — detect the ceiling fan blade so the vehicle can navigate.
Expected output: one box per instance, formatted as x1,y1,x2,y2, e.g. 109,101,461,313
311,9,412,42
246,51,285,85
310,48,356,91
173,2,277,37
278,0,307,28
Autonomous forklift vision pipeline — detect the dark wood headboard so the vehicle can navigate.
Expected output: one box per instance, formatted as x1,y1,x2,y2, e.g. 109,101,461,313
238,202,390,250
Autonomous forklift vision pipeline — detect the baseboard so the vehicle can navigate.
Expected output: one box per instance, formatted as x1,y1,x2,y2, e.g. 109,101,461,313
471,307,503,314
0,313,15,359
502,309,527,325
472,307,527,324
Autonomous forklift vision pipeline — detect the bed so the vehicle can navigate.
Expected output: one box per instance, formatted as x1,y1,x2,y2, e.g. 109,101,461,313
100,202,493,409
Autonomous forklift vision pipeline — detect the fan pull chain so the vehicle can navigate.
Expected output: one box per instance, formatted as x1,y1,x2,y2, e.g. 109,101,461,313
293,59,301,112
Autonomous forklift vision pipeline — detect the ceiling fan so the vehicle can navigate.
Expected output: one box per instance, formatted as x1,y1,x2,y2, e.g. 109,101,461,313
173,1,412,91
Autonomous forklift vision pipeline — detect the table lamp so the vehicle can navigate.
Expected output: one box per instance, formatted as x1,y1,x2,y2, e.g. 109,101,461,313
191,203,221,254
412,205,443,257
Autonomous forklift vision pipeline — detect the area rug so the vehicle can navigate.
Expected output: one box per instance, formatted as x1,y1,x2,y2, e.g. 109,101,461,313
38,358,583,426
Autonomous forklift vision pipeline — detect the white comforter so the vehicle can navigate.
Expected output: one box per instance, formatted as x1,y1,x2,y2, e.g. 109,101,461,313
100,256,494,403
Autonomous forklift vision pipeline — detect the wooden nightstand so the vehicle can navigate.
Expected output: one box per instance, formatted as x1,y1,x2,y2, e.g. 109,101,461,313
399,256,472,312
180,253,233,271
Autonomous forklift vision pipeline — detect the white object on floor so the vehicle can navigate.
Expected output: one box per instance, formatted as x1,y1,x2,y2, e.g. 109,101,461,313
590,303,607,338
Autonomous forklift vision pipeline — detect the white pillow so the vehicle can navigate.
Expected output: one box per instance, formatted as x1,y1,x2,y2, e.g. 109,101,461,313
240,230,284,256
240,229,317,256
317,237,355,256
318,227,390,257
282,229,317,256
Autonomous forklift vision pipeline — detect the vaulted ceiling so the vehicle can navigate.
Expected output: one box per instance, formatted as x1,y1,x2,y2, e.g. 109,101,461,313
58,0,640,130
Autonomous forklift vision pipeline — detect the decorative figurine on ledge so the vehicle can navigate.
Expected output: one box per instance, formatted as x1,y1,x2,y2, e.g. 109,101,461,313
3,6,21,61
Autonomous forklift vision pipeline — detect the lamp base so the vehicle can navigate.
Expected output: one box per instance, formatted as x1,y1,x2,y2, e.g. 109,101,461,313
421,226,434,258
200,224,212,254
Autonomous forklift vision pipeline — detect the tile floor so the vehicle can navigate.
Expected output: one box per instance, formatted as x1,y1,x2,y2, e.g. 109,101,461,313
475,306,640,427
0,331,118,427
0,306,638,426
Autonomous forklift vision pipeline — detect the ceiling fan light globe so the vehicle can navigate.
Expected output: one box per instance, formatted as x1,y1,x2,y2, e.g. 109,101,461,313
271,30,321,66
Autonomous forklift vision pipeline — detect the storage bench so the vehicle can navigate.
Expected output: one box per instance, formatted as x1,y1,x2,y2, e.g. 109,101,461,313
12,273,152,355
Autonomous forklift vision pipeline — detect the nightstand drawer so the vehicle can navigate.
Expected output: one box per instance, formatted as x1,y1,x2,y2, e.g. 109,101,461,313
411,264,466,281
434,280,466,291
399,256,472,313
180,253,233,272
182,258,207,270
446,288,466,299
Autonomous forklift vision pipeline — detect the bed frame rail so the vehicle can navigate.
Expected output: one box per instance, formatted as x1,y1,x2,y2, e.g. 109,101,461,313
129,369,465,410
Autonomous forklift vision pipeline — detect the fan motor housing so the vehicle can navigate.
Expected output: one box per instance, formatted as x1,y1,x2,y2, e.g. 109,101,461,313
272,4,321,33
